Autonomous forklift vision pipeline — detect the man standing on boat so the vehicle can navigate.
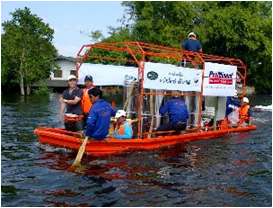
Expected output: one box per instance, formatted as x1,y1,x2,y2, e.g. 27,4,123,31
238,97,253,126
181,32,202,67
81,75,96,127
182,32,202,52
112,110,133,139
157,91,189,132
59,75,84,132
85,88,116,140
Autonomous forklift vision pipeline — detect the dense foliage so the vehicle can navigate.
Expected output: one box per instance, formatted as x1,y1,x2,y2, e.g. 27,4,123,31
91,1,272,94
1,7,57,95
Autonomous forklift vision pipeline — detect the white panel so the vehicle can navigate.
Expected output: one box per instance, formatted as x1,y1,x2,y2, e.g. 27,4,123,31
143,62,202,91
203,62,237,96
78,63,138,85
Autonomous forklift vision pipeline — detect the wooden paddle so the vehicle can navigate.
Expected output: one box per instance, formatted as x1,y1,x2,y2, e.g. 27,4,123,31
69,136,89,170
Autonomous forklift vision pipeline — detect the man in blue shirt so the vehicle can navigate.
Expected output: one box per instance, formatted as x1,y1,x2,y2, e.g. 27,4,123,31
85,88,116,140
157,91,189,132
225,96,240,117
182,32,202,52
181,32,202,67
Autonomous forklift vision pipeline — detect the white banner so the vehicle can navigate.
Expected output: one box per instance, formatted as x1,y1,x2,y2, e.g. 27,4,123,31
143,62,202,91
203,62,237,96
78,63,138,85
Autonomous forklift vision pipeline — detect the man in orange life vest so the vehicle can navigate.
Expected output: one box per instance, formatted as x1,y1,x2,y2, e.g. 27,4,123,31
238,97,253,126
81,75,95,127
112,110,133,139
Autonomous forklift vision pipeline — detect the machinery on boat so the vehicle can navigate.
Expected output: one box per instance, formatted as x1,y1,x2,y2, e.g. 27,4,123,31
34,41,257,156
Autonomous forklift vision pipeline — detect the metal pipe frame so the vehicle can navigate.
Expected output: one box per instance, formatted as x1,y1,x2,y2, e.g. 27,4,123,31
75,41,248,139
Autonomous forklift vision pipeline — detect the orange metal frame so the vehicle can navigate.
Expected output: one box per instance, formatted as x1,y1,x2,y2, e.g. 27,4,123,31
76,41,247,139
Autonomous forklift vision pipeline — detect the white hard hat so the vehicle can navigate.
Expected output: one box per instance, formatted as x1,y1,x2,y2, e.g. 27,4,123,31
115,110,127,119
188,32,196,38
243,97,249,103
67,75,76,81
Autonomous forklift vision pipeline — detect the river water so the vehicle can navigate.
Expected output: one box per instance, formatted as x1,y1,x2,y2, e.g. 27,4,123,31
1,93,272,207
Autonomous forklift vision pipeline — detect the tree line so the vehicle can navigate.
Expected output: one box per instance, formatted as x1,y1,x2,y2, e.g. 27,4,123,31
1,7,57,95
91,1,272,94
1,2,272,95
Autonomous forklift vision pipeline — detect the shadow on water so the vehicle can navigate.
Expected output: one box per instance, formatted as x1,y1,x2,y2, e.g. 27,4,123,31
1,93,272,207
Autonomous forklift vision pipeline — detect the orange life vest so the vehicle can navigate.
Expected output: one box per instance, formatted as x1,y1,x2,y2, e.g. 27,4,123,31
239,104,250,123
115,120,133,136
81,88,93,114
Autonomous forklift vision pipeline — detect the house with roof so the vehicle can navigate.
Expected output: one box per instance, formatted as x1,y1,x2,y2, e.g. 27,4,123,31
49,55,77,85
33,55,77,89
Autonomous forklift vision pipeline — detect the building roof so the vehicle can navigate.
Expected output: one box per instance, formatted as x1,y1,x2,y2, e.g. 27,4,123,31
32,79,68,87
55,55,76,63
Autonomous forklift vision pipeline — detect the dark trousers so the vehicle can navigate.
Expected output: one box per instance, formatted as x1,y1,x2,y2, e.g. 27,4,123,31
65,120,84,132
157,122,187,132
83,113,89,129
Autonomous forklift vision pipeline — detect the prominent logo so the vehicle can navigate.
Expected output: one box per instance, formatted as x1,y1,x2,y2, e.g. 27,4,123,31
147,71,158,80
208,71,233,85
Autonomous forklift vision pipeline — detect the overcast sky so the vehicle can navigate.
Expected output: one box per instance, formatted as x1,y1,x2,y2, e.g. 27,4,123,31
1,1,125,57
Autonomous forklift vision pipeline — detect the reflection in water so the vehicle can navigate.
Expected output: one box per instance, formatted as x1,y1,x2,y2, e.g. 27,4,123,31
1,93,272,207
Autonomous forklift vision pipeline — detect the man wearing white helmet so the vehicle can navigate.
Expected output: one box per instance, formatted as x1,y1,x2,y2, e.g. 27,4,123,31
238,97,253,126
182,32,202,52
112,110,133,139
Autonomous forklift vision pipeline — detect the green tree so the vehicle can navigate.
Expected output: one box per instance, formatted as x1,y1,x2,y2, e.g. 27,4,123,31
195,1,272,93
91,1,272,93
121,1,197,47
1,7,57,95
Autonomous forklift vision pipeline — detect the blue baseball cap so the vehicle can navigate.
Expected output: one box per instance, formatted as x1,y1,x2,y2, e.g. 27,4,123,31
84,75,93,82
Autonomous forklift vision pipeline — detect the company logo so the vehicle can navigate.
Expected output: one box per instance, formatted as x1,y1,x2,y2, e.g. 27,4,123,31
147,71,158,80
125,75,136,80
208,71,233,85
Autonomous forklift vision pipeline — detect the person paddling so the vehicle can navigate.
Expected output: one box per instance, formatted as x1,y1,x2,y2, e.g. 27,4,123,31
85,88,116,140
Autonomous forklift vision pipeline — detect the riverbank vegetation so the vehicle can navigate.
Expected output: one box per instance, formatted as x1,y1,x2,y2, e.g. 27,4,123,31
1,7,57,96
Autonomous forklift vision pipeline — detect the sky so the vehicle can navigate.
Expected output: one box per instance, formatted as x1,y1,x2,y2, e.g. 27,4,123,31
1,1,125,57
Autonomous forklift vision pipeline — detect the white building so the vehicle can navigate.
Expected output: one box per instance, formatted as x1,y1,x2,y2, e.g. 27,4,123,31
33,55,77,89
50,55,76,81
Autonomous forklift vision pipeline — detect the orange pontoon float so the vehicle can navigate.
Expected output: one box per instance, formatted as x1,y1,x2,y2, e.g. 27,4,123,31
34,42,257,156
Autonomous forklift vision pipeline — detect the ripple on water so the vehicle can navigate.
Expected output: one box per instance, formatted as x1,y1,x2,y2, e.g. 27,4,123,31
1,93,272,207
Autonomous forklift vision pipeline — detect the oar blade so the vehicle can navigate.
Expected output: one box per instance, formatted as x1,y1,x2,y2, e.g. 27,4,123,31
69,136,89,170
